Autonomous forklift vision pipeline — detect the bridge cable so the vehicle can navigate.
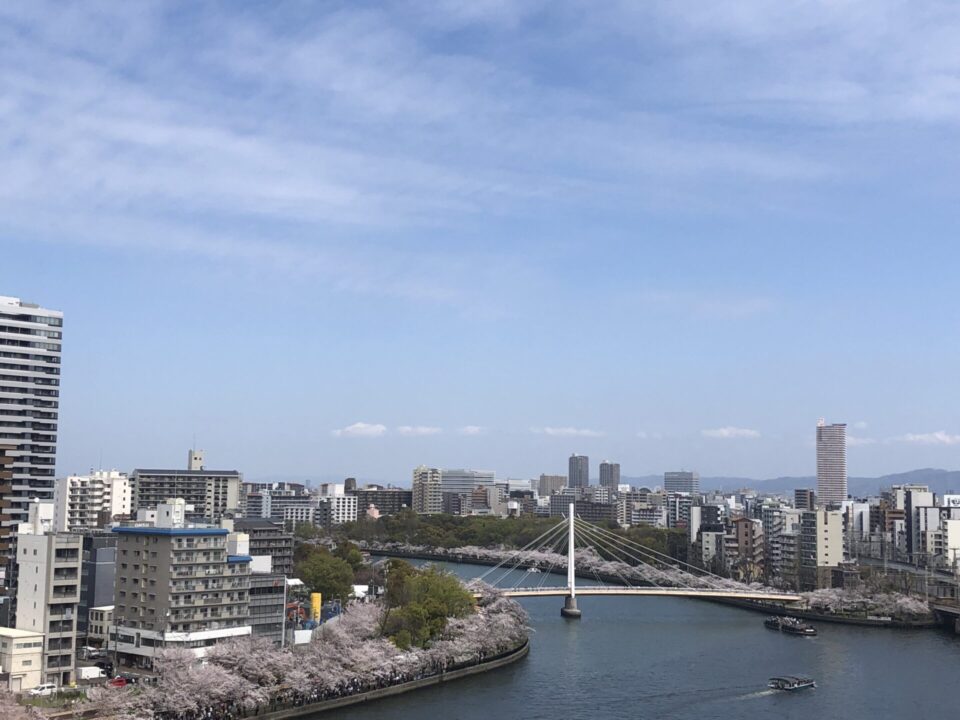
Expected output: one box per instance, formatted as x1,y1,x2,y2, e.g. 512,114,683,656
474,519,568,588
575,519,735,590
570,520,651,590
504,520,572,589
572,520,680,590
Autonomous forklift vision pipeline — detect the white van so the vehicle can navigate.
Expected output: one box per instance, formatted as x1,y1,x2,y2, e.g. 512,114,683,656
26,683,58,697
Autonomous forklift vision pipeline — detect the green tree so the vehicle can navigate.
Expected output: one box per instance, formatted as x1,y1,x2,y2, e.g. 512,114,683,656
333,541,365,572
296,549,354,603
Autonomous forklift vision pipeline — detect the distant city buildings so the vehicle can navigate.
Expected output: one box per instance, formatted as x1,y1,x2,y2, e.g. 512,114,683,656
53,470,130,532
816,419,847,505
538,474,566,496
412,466,442,514
794,488,816,512
664,471,699,495
599,461,620,489
0,296,63,558
568,455,589,488
130,452,240,523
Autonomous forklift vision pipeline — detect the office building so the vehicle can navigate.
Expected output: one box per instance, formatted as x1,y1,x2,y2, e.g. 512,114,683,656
599,462,621,490
441,469,495,498
538,474,566,497
0,627,44,692
247,572,285,646
0,296,62,556
130,455,241,523
77,532,117,640
664,471,699,495
816,420,847,505
53,470,131,532
87,606,113,646
233,518,293,576
794,488,816,512
111,499,251,668
568,455,589,488
15,503,82,686
412,466,442,514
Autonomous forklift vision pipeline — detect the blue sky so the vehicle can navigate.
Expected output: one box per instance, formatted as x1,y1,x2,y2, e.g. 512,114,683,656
3,1,960,483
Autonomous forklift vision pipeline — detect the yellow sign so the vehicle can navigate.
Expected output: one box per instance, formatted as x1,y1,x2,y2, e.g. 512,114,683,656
311,592,322,622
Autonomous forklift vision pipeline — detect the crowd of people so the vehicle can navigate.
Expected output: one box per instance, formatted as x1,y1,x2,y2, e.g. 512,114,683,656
85,587,528,720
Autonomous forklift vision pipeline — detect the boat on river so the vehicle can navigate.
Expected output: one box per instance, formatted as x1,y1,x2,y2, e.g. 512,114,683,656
768,676,816,691
764,616,817,636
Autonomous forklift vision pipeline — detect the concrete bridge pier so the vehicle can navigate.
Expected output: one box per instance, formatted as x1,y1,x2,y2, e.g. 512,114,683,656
561,595,581,619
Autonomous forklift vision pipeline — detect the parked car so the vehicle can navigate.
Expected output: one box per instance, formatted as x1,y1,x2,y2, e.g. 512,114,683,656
26,683,58,697
107,676,128,688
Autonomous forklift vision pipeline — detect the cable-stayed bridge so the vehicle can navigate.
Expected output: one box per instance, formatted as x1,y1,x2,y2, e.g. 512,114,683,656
471,503,802,617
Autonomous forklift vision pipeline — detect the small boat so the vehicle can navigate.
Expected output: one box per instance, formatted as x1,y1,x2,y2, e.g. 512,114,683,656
768,676,816,691
764,616,817,636
526,567,542,573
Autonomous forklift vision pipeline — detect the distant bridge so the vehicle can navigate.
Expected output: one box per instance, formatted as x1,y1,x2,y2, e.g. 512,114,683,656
473,504,803,617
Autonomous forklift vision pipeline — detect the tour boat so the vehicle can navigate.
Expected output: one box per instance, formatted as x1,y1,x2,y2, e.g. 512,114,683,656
764,616,817,636
768,676,816,691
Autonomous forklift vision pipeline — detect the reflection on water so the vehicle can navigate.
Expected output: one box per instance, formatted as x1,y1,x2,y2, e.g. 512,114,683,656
315,558,960,720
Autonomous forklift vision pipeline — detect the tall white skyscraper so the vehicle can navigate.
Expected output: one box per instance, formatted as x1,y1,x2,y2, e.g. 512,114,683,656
0,296,62,556
816,419,847,505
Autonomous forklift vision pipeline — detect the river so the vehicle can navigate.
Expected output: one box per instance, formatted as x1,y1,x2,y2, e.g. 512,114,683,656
318,559,959,720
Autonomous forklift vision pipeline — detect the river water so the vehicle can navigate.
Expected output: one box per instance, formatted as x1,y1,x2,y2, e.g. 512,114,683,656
319,559,959,720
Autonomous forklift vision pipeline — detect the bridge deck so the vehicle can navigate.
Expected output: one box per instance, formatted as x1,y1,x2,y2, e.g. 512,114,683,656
481,586,802,602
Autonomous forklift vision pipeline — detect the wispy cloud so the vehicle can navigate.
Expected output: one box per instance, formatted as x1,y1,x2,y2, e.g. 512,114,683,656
534,426,605,438
332,422,387,438
396,425,442,436
701,426,761,439
847,435,878,447
457,425,486,436
636,431,663,440
894,431,960,446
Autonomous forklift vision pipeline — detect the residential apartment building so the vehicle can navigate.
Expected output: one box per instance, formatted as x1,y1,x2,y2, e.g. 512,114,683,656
348,486,412,517
0,297,62,557
130,459,240,523
412,466,442,514
0,444,12,566
233,519,293,576
732,517,765,581
816,420,847,505
799,509,843,591
794,488,816,512
568,455,589,488
111,500,251,668
599,462,620,490
15,504,82,686
53,470,130,532
316,495,358,528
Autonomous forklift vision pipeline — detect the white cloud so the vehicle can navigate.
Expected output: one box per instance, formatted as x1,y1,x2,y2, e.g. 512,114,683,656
853,420,869,430
534,427,604,438
396,425,442,436
847,435,877,447
895,431,960,446
332,422,387,437
457,425,486,436
701,426,761,439
636,431,663,440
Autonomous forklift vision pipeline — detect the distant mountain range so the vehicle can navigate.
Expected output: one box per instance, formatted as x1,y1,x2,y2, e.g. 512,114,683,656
624,468,960,497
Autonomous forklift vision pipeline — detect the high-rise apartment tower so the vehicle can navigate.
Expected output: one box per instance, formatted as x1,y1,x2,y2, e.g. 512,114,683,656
0,296,62,556
816,420,847,505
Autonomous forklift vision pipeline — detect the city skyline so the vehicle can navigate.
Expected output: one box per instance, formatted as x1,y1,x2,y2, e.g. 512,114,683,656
5,3,960,481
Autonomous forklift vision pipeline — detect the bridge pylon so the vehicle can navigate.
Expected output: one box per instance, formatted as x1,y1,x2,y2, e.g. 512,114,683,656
560,502,581,619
